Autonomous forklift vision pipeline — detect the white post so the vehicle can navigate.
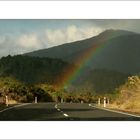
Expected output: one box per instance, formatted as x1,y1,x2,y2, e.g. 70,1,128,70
104,97,106,108
5,96,8,107
35,96,37,103
61,98,63,103
98,98,101,105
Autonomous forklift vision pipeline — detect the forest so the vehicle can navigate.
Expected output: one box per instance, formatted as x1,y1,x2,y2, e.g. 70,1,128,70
0,55,135,105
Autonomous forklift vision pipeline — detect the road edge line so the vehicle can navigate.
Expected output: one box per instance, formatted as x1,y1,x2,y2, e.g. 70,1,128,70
0,103,31,113
89,104,140,118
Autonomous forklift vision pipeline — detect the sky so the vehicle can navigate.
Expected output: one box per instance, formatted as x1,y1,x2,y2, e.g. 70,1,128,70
0,19,140,57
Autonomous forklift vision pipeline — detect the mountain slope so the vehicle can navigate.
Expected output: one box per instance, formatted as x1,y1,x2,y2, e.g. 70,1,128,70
25,29,140,74
0,55,76,84
0,55,129,94
25,29,134,59
72,69,129,94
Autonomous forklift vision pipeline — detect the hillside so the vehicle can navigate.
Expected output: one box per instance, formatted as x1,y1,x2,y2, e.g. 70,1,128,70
25,29,140,74
0,55,129,94
73,69,129,94
0,55,75,85
25,29,134,59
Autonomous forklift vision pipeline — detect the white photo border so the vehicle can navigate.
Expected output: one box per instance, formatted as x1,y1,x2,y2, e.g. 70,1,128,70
0,1,140,139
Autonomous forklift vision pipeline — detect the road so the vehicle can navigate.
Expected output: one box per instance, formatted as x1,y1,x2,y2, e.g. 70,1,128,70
0,103,140,121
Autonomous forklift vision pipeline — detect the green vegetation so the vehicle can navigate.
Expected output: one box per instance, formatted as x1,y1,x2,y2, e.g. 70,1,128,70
0,54,138,114
0,76,98,103
0,76,53,103
0,54,132,105
72,69,129,94
0,55,74,84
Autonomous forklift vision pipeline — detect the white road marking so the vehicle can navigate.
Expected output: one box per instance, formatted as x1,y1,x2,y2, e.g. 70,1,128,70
55,104,58,108
89,104,140,118
0,103,31,113
63,113,69,117
55,104,69,118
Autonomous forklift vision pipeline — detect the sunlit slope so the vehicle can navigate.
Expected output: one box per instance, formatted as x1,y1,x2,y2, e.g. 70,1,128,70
111,76,140,114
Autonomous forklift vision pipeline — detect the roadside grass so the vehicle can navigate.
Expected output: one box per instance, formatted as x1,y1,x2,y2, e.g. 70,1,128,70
106,76,140,116
106,103,140,116
110,93,140,115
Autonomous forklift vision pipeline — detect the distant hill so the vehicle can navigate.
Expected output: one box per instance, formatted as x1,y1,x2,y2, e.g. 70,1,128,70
72,69,129,94
0,55,75,84
0,55,129,94
25,29,140,74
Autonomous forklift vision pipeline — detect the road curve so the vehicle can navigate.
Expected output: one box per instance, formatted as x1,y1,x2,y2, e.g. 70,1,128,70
0,103,140,121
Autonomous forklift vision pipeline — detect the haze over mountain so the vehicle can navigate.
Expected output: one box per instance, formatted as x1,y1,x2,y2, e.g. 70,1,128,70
25,29,140,74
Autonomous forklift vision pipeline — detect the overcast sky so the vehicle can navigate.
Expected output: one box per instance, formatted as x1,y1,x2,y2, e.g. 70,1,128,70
0,19,140,57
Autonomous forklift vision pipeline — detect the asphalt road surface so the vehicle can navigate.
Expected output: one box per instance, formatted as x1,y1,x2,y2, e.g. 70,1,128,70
0,103,140,121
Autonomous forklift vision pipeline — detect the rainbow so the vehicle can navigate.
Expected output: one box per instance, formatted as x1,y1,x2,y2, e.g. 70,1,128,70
56,31,114,90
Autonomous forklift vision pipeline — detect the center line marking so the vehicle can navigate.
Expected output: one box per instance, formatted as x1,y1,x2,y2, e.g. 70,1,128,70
55,104,69,118
55,104,58,108
63,113,69,117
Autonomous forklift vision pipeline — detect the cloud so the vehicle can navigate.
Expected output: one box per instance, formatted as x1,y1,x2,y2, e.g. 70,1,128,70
17,33,42,50
45,25,103,47
0,33,44,57
45,29,66,46
0,35,17,57
0,24,103,57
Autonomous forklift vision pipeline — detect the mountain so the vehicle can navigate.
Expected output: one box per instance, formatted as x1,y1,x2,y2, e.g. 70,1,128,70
25,29,140,74
1,29,140,94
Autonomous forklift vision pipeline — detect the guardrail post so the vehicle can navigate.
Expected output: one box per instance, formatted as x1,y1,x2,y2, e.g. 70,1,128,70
98,98,100,105
61,98,63,103
5,96,8,106
104,97,106,108
35,96,37,103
